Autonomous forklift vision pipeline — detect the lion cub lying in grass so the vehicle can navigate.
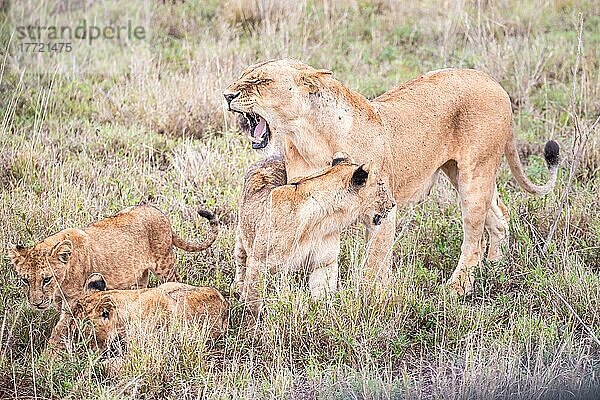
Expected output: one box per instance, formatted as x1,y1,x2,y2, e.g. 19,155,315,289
234,154,396,313
70,273,228,354
8,205,218,347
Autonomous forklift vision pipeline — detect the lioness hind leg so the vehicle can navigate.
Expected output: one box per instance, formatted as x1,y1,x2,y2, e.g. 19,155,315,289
441,162,508,263
446,162,497,296
485,188,510,261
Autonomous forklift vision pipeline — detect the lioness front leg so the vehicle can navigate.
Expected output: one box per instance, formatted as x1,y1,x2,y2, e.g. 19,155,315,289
447,164,497,295
442,162,509,263
364,208,396,282
308,259,339,299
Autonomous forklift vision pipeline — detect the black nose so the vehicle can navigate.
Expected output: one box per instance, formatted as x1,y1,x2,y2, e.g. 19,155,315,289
223,91,240,105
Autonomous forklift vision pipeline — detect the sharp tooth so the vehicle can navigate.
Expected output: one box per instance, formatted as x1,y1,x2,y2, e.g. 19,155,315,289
243,113,252,129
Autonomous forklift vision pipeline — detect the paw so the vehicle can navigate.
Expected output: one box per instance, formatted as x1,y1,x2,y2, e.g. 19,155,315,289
486,246,504,262
446,270,475,296
486,236,508,262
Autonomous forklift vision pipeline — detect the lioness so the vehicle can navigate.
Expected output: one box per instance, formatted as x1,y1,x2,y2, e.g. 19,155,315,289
8,205,218,346
70,273,228,353
233,153,395,313
224,59,560,295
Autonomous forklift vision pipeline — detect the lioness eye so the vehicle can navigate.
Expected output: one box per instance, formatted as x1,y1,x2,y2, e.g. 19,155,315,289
249,77,271,85
101,309,109,320
42,276,52,286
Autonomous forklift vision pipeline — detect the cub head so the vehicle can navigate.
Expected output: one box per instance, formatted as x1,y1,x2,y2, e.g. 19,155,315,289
8,240,73,310
223,58,332,149
71,273,121,351
290,153,396,226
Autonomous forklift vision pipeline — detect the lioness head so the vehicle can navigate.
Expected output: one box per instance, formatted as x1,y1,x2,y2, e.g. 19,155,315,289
288,153,395,226
223,58,332,149
70,273,122,351
8,240,73,310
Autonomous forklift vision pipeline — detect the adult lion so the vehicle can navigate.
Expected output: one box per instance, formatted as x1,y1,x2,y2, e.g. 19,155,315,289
223,59,559,295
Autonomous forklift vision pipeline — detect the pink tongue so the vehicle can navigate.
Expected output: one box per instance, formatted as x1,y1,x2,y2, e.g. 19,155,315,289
253,117,267,139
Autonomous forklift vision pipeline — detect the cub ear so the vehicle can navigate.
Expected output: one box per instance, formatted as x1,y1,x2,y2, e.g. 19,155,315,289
51,240,73,264
85,273,107,293
351,164,370,188
297,69,332,94
8,245,27,266
331,152,353,166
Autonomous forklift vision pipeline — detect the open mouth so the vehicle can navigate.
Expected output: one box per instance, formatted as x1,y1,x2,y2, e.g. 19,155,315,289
236,112,270,149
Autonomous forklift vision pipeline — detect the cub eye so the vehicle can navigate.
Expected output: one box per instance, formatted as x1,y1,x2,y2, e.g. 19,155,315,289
21,277,29,286
101,309,110,320
42,276,52,286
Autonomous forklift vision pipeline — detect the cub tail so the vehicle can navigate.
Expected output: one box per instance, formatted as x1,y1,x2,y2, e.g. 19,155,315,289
172,209,219,252
505,139,560,195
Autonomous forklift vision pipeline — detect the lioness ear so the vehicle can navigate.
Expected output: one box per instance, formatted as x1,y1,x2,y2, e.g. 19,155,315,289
331,152,352,166
297,69,332,94
85,273,107,293
51,240,73,264
351,165,370,188
8,245,27,266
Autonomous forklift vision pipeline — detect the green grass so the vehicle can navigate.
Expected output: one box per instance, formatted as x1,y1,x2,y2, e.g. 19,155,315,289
1,0,599,398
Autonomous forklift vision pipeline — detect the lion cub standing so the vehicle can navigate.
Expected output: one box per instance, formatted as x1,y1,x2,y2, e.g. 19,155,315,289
70,273,228,353
234,154,396,313
8,205,218,347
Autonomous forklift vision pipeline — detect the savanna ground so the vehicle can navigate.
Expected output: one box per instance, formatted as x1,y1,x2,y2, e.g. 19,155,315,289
0,0,599,398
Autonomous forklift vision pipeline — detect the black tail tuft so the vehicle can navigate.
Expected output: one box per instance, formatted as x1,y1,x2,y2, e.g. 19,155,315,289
543,140,560,167
198,209,216,223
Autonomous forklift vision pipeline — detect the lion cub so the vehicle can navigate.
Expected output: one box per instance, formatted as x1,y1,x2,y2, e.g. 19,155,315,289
234,154,396,313
8,205,218,347
70,273,228,353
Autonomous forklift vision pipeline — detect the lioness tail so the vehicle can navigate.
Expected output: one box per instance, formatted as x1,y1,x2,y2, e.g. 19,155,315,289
505,139,560,196
172,209,219,252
